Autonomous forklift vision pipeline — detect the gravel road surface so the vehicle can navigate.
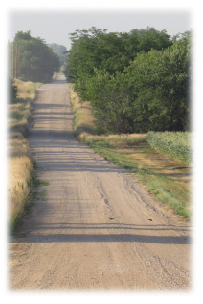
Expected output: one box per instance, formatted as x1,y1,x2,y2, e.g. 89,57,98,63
9,74,192,291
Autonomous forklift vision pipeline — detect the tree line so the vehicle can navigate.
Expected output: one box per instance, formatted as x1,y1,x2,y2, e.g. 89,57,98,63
9,30,60,83
64,27,192,134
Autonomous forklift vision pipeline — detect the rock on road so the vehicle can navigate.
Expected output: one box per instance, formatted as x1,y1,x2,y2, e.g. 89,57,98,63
9,74,192,291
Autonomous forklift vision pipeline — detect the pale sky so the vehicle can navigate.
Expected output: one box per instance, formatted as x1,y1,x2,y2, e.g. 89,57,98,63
8,9,191,50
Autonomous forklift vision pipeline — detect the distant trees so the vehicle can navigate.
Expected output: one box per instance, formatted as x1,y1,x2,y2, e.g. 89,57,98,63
48,43,67,66
65,27,192,134
9,31,60,83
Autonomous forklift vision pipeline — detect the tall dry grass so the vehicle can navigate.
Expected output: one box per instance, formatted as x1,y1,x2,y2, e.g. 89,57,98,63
8,79,41,231
69,84,96,137
8,155,34,229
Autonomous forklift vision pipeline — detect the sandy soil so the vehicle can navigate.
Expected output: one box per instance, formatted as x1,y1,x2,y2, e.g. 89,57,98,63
8,74,192,291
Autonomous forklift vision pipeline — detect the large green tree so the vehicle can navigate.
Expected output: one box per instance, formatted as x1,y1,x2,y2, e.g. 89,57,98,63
125,31,192,132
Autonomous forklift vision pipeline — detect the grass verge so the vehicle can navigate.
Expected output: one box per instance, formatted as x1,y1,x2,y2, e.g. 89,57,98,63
70,86,192,218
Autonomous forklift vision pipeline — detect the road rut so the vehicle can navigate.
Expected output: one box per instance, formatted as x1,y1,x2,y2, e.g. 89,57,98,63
9,74,192,291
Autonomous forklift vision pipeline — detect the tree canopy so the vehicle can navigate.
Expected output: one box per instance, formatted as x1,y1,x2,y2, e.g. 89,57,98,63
65,27,172,81
64,27,192,134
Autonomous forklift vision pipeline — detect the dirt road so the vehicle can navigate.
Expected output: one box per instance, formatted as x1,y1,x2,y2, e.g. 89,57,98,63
9,74,192,291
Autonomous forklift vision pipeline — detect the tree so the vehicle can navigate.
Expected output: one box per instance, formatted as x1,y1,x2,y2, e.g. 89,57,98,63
80,69,132,134
125,30,192,132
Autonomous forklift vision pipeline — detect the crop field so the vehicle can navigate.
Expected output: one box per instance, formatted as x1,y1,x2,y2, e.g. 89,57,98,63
147,132,192,164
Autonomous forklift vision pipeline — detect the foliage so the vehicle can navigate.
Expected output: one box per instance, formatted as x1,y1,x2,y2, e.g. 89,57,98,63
10,30,60,83
66,27,172,81
126,31,192,132
146,131,192,164
65,27,192,134
77,69,133,134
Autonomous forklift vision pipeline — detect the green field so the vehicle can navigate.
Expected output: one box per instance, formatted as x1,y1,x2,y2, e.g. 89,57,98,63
147,132,192,164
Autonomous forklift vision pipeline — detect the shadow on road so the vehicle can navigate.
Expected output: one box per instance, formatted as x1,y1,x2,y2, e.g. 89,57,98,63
11,222,191,244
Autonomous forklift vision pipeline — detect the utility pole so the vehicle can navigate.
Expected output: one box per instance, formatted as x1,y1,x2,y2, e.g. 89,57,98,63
19,46,21,77
8,40,11,78
15,43,17,79
12,42,14,79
